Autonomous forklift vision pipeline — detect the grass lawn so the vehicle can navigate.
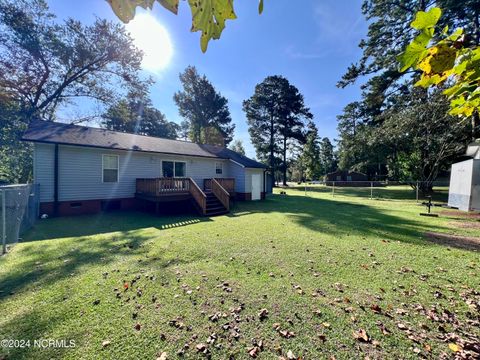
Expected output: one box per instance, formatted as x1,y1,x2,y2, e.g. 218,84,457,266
0,187,479,359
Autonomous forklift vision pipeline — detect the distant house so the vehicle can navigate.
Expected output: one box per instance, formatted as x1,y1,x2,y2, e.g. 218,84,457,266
22,121,268,217
325,170,368,182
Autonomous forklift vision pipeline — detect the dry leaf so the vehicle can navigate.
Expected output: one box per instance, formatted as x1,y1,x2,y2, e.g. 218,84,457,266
353,329,370,343
157,352,168,360
448,343,461,352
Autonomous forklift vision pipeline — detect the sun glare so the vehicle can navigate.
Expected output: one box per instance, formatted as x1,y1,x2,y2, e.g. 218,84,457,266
126,13,173,73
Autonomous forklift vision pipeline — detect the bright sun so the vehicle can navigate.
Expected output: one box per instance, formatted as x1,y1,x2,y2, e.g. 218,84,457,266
126,13,173,73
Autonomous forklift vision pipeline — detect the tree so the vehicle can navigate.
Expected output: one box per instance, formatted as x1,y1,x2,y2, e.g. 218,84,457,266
106,0,265,52
174,66,235,147
179,120,190,141
102,94,178,139
0,0,147,183
229,139,246,156
277,84,312,185
302,122,321,181
377,89,471,192
244,75,311,186
0,97,32,183
398,7,480,133
0,0,147,122
336,0,478,183
319,137,336,176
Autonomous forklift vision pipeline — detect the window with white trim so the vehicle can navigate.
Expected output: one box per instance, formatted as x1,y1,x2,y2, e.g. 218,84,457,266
162,161,186,177
215,162,223,175
103,154,119,183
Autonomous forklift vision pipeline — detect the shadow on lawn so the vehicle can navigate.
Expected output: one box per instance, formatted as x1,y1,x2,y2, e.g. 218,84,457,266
22,211,210,241
0,211,209,302
232,193,454,248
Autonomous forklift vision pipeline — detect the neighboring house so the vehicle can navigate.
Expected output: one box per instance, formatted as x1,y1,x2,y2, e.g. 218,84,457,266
325,170,368,182
22,121,268,217
448,142,480,211
324,170,379,187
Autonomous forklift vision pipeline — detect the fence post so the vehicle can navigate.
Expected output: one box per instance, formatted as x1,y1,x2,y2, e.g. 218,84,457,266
332,181,335,197
1,189,6,255
416,181,419,203
370,181,373,200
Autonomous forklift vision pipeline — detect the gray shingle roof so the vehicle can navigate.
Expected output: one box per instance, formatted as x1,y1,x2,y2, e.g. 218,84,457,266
22,121,266,168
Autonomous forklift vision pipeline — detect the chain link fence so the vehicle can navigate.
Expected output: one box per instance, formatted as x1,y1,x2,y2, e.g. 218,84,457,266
299,181,450,203
1,184,39,255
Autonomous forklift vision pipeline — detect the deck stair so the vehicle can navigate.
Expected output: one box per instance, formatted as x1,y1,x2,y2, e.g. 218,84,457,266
204,189,229,216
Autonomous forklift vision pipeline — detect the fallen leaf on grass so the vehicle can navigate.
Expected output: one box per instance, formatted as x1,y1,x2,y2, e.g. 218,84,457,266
353,329,370,343
286,350,297,359
102,340,111,348
156,352,168,360
448,343,461,352
247,346,261,358
279,330,296,339
258,308,269,321
370,304,381,314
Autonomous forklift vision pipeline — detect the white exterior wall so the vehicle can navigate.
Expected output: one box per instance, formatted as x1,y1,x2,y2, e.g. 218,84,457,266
448,159,475,211
34,144,230,202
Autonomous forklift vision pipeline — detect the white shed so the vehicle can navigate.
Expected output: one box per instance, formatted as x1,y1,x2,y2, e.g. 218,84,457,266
448,143,480,211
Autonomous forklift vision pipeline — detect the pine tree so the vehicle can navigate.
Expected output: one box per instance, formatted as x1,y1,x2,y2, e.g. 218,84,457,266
174,66,235,146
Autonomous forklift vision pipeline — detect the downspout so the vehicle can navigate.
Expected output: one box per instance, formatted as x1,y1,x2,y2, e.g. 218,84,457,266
54,144,59,217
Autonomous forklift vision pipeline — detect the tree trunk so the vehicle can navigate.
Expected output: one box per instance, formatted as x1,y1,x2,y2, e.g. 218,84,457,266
282,135,287,186
270,117,275,186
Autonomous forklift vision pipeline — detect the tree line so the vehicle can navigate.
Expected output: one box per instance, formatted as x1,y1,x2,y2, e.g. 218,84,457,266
335,0,479,192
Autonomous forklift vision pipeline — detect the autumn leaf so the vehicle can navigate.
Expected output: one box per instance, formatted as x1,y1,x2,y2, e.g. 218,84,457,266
353,329,370,343
102,340,111,348
448,343,461,352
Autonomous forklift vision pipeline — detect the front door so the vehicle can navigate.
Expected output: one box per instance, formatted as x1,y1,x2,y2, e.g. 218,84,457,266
251,173,261,200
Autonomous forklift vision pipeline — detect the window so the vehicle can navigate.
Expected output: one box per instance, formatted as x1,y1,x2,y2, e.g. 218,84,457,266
215,162,223,175
175,162,186,177
162,161,174,177
162,161,186,177
103,154,119,183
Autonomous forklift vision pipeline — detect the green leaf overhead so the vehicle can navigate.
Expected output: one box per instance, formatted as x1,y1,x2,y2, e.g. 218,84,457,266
411,7,441,31
258,0,264,14
106,0,264,52
188,0,237,53
106,0,155,23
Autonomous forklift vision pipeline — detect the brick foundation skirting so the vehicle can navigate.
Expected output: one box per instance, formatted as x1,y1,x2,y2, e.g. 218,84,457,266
40,198,137,217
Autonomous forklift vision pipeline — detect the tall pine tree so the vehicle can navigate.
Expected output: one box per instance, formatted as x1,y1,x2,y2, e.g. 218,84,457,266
243,76,311,185
174,66,235,146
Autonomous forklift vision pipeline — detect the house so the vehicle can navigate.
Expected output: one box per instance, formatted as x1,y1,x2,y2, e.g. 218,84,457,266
22,121,268,217
448,142,480,211
325,170,368,182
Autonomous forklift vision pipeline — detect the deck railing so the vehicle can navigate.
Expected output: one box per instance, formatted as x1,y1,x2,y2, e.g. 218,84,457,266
211,178,230,212
136,178,190,196
136,178,207,215
204,178,235,193
189,178,207,215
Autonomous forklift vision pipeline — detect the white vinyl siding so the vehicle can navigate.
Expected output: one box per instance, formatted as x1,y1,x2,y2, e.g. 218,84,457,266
32,145,231,202
34,143,55,202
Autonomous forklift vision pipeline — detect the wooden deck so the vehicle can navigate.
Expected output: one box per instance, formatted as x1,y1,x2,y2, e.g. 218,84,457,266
135,178,234,216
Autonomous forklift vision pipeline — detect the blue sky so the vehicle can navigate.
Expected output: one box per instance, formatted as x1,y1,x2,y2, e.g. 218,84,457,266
48,0,367,158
